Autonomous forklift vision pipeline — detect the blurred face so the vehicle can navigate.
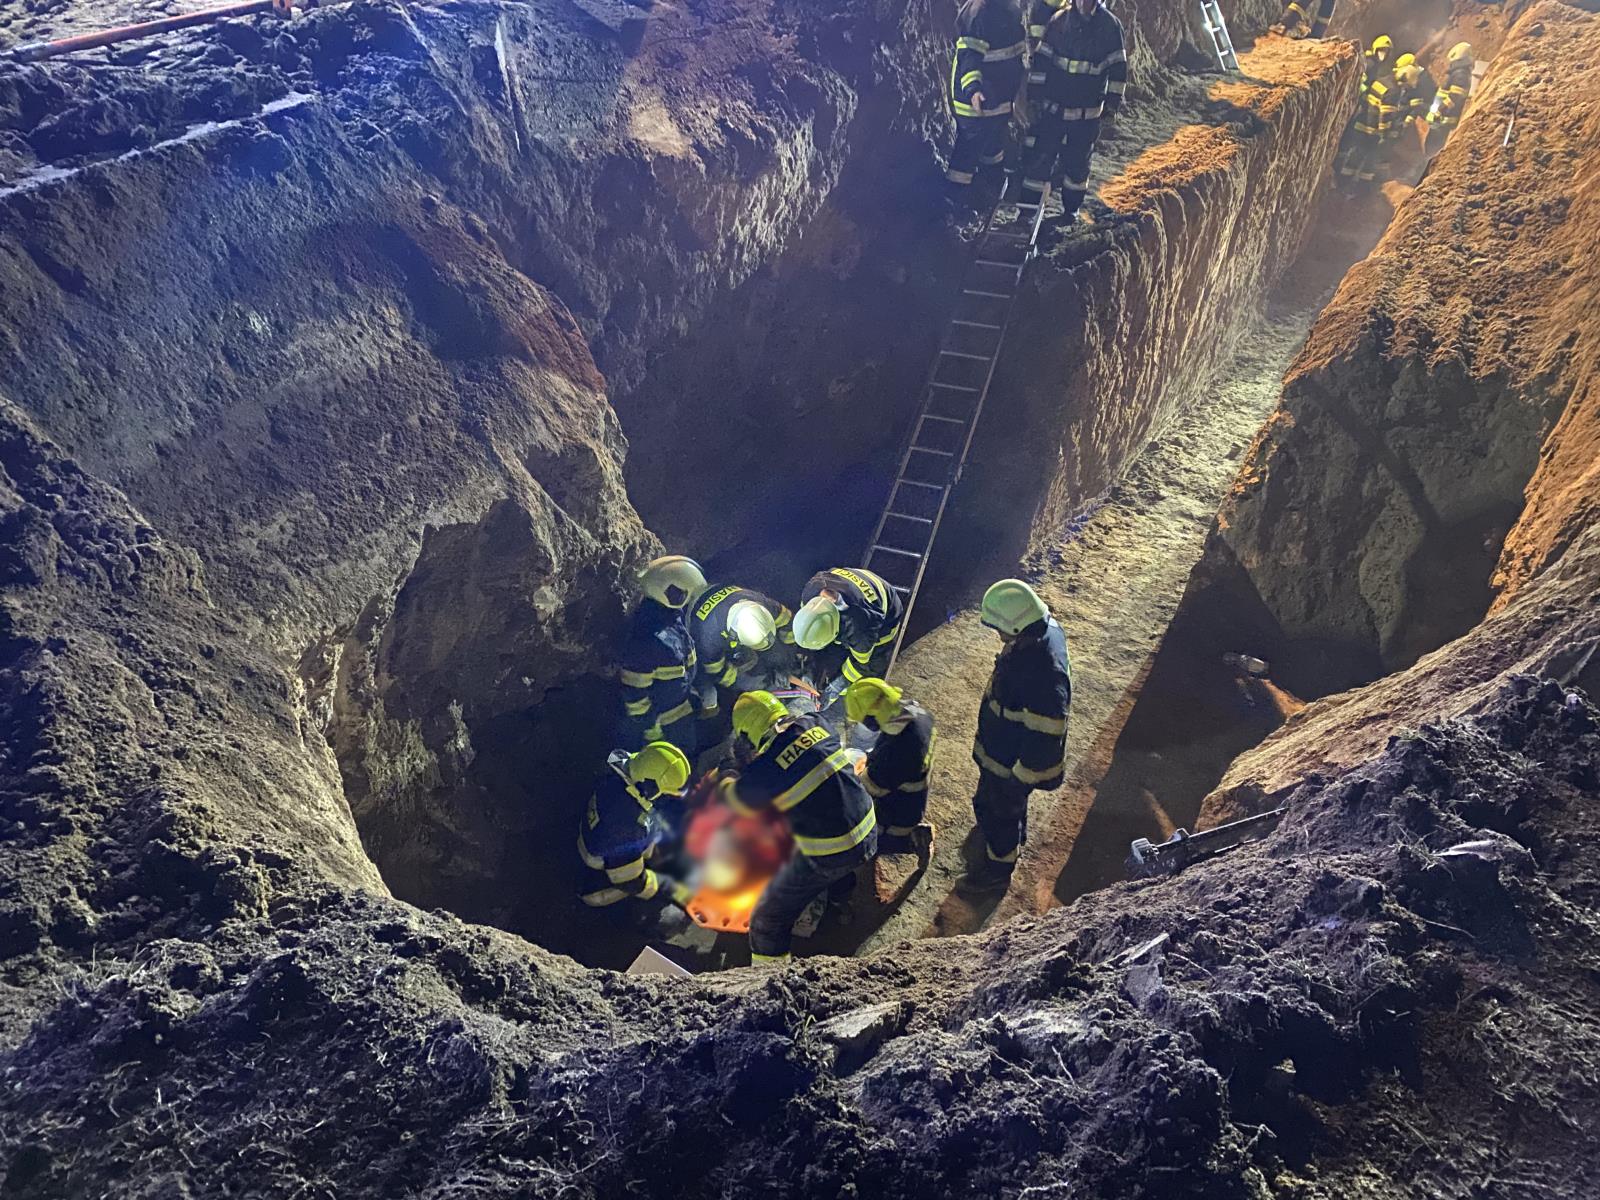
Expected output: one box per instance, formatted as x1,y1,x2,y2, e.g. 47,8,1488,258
1074,0,1097,15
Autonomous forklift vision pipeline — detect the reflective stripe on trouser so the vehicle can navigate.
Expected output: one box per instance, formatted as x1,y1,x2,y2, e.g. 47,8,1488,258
1018,115,1100,213
948,114,1010,185
972,770,1033,863
873,786,927,837
748,829,878,958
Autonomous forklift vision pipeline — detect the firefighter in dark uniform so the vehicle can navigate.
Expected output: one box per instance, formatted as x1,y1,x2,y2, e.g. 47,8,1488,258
1272,0,1335,39
1360,33,1394,92
617,555,706,754
688,583,798,719
945,0,1028,201
722,692,879,964
963,579,1071,889
1389,54,1434,159
577,742,695,910
1337,53,1398,190
793,567,905,692
1025,0,1066,44
1019,0,1127,224
1425,42,1473,156
845,678,936,854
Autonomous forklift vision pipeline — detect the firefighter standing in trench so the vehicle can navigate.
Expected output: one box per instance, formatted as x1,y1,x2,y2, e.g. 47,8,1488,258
1425,42,1474,156
793,566,905,702
945,0,1029,204
1337,41,1399,191
1271,0,1335,39
1390,53,1435,158
1017,0,1127,226
844,677,937,856
617,555,707,754
963,579,1072,890
721,691,878,964
577,741,695,911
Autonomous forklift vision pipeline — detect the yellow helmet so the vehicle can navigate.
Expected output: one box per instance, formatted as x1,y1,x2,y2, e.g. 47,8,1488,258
732,691,787,753
1396,62,1421,86
844,677,903,727
1447,41,1473,65
1393,52,1415,70
637,555,706,609
793,595,841,650
628,741,691,797
1371,34,1393,55
980,579,1049,636
727,599,777,652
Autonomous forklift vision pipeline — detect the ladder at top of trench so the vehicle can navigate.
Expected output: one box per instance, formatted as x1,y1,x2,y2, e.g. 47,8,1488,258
862,189,1050,676
1200,0,1240,72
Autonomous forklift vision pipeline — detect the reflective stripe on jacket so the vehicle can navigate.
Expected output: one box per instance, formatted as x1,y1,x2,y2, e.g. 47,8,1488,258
951,0,1028,118
800,567,905,683
618,598,698,743
1032,3,1127,119
578,754,670,905
863,702,936,831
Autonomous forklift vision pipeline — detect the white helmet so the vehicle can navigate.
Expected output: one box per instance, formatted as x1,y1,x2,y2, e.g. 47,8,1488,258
793,595,842,650
980,579,1049,636
727,599,777,652
638,555,706,609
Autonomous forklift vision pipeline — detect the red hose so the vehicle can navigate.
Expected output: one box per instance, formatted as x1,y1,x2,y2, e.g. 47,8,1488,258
9,0,281,63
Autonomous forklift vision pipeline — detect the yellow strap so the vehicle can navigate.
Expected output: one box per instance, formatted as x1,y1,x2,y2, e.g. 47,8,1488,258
863,775,891,798
653,664,687,680
960,69,984,88
607,857,646,884
638,870,661,900
974,744,1015,779
986,843,1020,864
794,806,878,857
657,700,694,726
1014,759,1064,786
774,749,852,812
955,35,990,51
984,42,1026,61
620,669,654,688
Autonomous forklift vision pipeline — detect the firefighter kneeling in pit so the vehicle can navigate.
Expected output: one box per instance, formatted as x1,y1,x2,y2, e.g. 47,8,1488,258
719,692,878,964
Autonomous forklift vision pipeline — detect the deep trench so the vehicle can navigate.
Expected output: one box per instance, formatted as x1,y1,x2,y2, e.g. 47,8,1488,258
299,7,1503,970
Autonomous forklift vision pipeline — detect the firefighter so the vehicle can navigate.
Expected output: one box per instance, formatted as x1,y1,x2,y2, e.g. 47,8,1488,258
964,579,1071,889
722,692,878,964
945,0,1028,202
1390,53,1435,156
1425,42,1474,156
688,583,797,718
577,741,695,910
1025,0,1065,45
844,677,936,854
1361,34,1394,93
1018,0,1127,225
793,567,905,694
1337,52,1398,191
1272,0,1335,39
617,555,706,754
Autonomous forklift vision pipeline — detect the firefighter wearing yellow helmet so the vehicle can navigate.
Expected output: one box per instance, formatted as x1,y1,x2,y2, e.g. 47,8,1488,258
1391,53,1437,145
1272,0,1335,40
844,677,938,853
721,691,878,963
617,555,708,753
794,567,905,699
963,579,1072,889
687,583,798,724
1426,42,1474,156
578,742,695,909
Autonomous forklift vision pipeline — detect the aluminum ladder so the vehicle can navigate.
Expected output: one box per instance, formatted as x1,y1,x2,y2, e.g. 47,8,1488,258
1200,0,1240,72
862,188,1050,675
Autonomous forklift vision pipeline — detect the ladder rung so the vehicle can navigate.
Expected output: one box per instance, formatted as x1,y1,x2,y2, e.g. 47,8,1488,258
895,479,944,492
885,511,934,524
920,413,964,425
963,288,1012,299
910,446,955,457
870,545,923,560
951,319,1002,330
930,382,979,393
940,350,990,361
974,258,1023,269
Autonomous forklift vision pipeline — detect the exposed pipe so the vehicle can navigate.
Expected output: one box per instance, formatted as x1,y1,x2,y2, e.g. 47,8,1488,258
7,0,287,63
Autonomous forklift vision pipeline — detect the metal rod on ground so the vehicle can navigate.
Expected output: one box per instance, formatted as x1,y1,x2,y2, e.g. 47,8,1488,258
1503,93,1520,147
7,0,280,63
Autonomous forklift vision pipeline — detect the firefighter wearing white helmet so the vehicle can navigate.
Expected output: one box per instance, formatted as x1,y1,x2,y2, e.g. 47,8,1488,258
687,584,799,720
964,579,1072,888
794,567,905,691
577,742,695,909
721,692,878,963
1425,42,1473,156
617,555,708,753
844,677,937,853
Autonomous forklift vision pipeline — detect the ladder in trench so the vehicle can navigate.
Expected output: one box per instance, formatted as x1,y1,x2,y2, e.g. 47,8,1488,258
862,189,1050,675
1200,0,1240,72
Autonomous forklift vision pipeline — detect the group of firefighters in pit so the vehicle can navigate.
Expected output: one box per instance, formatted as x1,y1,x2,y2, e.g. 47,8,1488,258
578,558,1072,964
939,0,1475,220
